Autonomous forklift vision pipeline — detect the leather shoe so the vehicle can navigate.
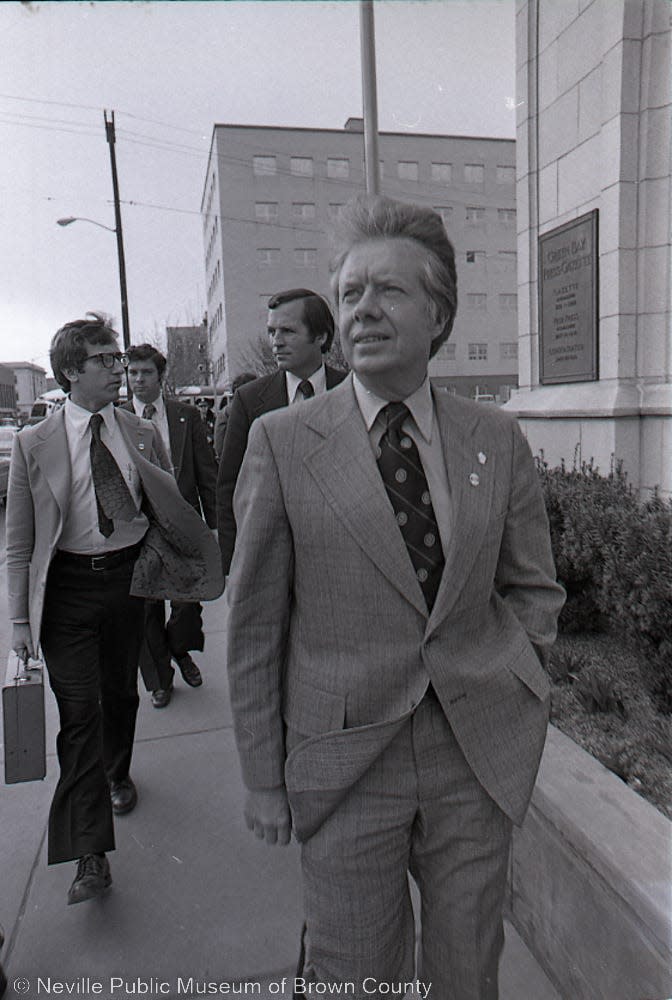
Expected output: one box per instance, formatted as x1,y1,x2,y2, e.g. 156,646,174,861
110,777,137,815
175,653,203,687
67,853,111,905
151,683,173,708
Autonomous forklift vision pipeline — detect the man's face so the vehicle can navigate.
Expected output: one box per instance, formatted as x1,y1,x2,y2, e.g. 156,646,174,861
66,341,125,412
127,358,162,403
338,238,443,400
267,299,325,380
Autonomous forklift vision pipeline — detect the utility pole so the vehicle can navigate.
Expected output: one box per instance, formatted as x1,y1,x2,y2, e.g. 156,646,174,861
104,110,131,351
360,0,380,196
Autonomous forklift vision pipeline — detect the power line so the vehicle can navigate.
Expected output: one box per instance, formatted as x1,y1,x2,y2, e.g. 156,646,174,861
0,92,208,136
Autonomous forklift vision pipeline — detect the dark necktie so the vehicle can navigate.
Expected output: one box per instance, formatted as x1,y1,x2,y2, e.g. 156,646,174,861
142,403,156,420
297,380,314,400
377,402,445,611
89,413,137,538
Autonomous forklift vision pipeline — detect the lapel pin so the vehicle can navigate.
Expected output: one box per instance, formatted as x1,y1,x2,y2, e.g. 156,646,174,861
477,451,487,465
469,473,480,487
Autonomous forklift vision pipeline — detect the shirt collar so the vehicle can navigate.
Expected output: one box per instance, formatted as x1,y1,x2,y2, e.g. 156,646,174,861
285,364,326,401
132,393,165,421
65,398,118,438
352,375,434,443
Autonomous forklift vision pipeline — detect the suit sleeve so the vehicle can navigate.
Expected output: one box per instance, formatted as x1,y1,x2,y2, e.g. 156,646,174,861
494,420,566,667
6,434,35,624
225,417,292,790
216,390,252,574
188,407,218,527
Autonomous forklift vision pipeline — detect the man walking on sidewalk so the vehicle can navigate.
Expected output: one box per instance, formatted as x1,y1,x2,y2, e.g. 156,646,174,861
124,344,218,708
6,314,222,905
216,287,346,576
226,198,564,998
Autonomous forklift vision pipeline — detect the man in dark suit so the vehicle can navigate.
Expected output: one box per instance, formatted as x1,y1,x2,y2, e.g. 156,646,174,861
217,288,346,575
125,345,218,708
7,315,222,905
225,199,565,997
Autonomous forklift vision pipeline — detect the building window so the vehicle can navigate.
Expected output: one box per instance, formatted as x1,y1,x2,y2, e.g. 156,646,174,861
498,208,517,225
397,161,419,181
464,163,485,184
434,342,456,361
497,165,515,184
500,342,519,360
291,157,313,177
253,156,277,177
434,206,453,227
499,294,517,312
294,248,317,268
466,250,485,264
328,203,344,220
292,203,316,221
327,158,349,179
466,293,487,310
468,343,488,361
431,162,452,184
257,248,280,267
498,251,516,267
466,206,486,223
255,202,278,223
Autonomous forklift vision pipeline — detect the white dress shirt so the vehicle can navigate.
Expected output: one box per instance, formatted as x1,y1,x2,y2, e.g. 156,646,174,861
59,399,148,554
352,375,452,554
285,364,327,404
132,393,172,461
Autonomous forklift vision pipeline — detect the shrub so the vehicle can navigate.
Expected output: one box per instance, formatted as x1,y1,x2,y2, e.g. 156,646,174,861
537,457,672,711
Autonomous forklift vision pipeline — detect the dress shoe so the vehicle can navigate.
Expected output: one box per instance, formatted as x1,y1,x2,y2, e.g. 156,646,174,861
110,776,137,815
67,853,111,905
151,683,173,708
175,653,203,687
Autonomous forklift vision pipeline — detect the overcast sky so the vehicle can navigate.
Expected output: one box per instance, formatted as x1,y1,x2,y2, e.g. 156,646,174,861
1,0,516,374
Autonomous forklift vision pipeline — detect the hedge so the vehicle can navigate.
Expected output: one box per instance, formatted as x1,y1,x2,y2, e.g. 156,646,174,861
536,456,672,711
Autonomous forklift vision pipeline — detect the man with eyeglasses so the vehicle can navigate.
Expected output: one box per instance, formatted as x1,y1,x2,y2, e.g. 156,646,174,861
6,313,222,906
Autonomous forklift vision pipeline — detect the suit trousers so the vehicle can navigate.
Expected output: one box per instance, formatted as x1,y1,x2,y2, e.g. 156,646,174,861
138,599,204,691
40,555,144,865
296,688,513,1000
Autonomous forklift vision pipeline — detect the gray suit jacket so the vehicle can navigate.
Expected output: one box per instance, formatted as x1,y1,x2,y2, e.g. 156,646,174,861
225,376,565,838
6,406,223,651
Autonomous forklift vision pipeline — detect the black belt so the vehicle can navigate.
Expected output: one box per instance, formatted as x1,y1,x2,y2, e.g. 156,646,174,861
54,541,142,572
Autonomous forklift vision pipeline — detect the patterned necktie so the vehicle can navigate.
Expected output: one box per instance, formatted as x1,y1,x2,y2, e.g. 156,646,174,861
297,380,315,400
377,402,445,611
89,413,137,538
142,403,156,420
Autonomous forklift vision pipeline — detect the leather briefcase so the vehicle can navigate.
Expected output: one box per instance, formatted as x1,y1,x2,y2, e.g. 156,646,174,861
3,651,46,784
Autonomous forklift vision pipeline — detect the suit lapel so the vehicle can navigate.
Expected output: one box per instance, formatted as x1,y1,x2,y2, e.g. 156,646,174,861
165,400,186,473
115,406,158,463
30,409,72,515
255,371,287,417
302,379,427,616
427,390,496,630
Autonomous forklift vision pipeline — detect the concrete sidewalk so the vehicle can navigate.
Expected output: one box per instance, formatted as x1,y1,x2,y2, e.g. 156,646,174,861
1,598,561,999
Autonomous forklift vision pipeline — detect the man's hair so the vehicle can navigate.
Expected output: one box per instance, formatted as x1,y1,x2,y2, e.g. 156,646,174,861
50,312,119,392
126,343,167,380
329,195,458,357
267,288,335,354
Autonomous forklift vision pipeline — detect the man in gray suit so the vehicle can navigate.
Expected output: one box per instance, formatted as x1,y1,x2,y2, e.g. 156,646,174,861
225,196,565,998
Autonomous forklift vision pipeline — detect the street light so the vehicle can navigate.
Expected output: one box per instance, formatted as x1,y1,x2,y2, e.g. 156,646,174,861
56,215,131,351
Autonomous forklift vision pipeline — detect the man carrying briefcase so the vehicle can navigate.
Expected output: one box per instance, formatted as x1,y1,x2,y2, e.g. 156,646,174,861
6,314,222,906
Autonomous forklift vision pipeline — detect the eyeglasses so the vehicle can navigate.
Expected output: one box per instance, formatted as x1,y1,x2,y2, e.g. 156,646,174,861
86,352,129,369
